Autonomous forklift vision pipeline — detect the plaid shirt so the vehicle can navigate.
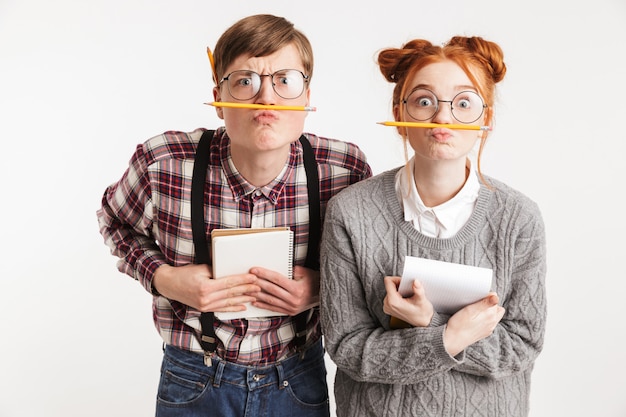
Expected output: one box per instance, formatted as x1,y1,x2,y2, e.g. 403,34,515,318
97,127,371,365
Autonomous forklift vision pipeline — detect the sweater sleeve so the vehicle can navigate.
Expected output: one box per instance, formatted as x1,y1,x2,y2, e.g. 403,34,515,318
320,190,461,385
96,143,167,293
455,198,547,378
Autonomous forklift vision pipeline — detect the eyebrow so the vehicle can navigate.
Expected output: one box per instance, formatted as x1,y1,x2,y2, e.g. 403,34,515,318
412,84,478,94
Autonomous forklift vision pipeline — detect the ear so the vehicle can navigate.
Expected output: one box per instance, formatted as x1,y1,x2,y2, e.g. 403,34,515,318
213,86,224,120
304,88,311,119
392,103,401,121
392,104,405,137
483,106,494,128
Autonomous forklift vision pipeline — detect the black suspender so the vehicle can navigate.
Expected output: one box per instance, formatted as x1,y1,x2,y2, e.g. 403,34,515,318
190,130,218,364
191,131,213,266
294,135,320,353
299,136,321,270
190,130,320,365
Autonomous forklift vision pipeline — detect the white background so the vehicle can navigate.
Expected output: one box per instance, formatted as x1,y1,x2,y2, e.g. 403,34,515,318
1,1,625,416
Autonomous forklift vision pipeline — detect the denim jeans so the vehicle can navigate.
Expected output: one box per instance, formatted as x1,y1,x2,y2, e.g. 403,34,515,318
155,339,330,417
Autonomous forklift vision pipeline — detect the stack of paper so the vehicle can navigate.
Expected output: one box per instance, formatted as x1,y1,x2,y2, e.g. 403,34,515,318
399,256,493,315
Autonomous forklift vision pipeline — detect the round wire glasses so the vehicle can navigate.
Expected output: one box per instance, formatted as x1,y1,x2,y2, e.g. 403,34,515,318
220,69,309,101
402,88,487,124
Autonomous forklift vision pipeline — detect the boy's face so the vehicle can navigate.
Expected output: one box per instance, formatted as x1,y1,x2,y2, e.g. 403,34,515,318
213,43,311,156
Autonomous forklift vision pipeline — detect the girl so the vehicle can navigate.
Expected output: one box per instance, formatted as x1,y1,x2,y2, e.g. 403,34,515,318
320,36,546,417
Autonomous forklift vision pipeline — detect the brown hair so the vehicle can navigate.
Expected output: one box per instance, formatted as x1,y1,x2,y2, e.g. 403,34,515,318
377,36,506,183
212,14,314,84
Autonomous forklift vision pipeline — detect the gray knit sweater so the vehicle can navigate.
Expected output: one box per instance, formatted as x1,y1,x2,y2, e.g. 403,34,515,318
320,167,546,417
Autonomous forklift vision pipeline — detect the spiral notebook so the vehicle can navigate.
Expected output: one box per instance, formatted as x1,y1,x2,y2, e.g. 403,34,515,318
211,227,293,320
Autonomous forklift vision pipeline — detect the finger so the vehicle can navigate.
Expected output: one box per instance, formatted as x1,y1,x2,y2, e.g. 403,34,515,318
254,296,319,316
199,294,257,313
388,276,402,286
251,293,293,315
251,301,291,315
255,278,293,302
252,269,297,301
483,292,499,306
250,267,291,287
208,282,261,303
221,296,256,309
253,288,292,309
382,295,392,315
411,279,426,297
215,273,258,290
292,265,311,280
383,276,401,297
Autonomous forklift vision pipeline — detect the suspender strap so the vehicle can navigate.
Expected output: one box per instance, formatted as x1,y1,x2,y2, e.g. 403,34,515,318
294,135,320,352
191,130,217,359
191,131,320,363
299,136,321,270
191,131,213,266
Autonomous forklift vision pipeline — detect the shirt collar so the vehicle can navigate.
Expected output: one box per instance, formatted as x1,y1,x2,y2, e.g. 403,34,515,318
396,157,480,232
218,129,299,205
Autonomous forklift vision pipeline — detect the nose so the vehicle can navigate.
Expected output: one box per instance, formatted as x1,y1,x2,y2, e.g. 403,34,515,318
255,74,276,104
431,100,454,124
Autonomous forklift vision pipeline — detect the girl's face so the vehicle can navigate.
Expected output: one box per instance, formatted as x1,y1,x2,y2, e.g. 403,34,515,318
395,60,484,164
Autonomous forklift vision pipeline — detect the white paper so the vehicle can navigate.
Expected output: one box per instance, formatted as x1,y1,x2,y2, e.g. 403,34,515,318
399,256,493,315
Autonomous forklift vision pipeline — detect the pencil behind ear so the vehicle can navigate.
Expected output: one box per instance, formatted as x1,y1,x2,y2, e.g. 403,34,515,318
207,47,218,85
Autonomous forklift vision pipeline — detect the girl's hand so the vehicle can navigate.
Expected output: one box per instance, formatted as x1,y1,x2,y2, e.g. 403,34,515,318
383,276,434,327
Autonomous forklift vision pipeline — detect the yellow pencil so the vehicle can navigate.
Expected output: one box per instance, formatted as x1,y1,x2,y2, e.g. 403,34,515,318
206,102,316,112
378,121,492,131
206,47,217,84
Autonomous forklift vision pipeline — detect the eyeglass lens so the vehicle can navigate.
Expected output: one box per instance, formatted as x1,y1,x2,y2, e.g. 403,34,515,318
223,70,306,101
404,89,485,124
